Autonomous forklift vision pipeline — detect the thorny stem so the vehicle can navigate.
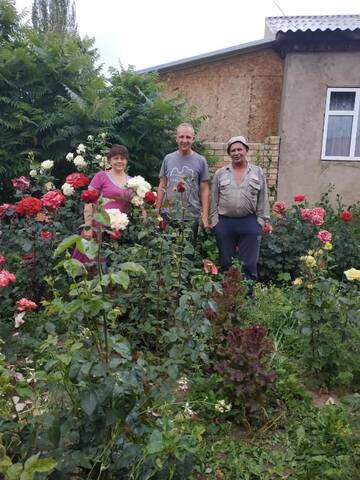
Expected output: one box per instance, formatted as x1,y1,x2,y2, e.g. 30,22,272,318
96,227,109,365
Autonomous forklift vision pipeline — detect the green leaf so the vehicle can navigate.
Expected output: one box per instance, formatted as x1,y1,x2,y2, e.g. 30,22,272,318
77,238,98,258
80,391,97,416
63,259,87,278
110,271,130,290
119,262,146,274
94,209,110,226
54,234,81,257
31,458,57,473
146,429,163,454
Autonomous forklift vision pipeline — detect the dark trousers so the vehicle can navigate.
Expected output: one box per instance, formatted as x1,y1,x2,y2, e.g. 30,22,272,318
213,214,262,280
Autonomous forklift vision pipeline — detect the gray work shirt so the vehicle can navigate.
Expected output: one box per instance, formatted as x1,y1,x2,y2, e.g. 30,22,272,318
209,163,270,227
159,151,209,220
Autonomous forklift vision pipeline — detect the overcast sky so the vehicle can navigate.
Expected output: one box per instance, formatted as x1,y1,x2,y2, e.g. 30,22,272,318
15,0,360,72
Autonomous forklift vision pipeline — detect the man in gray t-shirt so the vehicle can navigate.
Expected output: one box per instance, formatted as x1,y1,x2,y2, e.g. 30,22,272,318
156,123,209,224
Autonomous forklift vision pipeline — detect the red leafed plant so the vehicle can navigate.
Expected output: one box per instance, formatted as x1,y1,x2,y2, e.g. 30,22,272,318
215,324,276,418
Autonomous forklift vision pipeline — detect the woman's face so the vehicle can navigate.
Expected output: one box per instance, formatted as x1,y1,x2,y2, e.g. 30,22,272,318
110,154,128,173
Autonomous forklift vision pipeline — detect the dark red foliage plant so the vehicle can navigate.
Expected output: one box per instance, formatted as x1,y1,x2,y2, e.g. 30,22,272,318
215,324,276,419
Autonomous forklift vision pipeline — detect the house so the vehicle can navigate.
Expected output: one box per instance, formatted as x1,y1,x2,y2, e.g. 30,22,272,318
139,15,360,205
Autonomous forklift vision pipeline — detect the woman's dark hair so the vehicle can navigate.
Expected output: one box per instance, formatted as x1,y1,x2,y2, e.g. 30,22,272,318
107,144,129,160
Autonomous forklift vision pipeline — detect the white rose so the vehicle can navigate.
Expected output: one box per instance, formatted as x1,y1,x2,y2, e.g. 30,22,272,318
44,182,55,191
106,209,129,230
73,155,87,169
100,132,107,139
99,156,111,169
61,182,75,196
40,160,54,171
66,152,74,162
95,154,102,160
29,169,37,177
76,143,86,154
87,135,94,141
131,195,144,207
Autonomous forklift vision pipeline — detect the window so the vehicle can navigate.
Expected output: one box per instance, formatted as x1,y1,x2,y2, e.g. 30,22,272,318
322,88,360,160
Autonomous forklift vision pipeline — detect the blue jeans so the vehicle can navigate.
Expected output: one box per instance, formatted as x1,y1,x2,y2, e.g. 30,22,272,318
213,214,262,280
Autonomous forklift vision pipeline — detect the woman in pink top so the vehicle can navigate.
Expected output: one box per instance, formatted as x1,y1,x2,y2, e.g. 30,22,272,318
73,144,132,263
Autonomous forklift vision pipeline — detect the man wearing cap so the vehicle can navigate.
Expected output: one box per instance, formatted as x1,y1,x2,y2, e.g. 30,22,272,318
209,136,270,280
156,123,210,233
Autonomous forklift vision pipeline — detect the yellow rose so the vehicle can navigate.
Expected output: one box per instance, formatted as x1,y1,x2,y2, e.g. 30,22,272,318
324,242,333,251
301,255,316,268
344,268,360,281
293,278,303,285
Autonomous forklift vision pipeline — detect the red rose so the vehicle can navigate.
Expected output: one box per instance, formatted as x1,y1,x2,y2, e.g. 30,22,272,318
144,191,157,205
80,189,100,203
0,255,5,265
110,229,123,240
15,197,43,216
262,223,273,234
65,172,90,189
273,201,286,215
176,182,186,193
340,210,353,222
317,230,332,244
39,230,53,240
12,176,30,190
293,194,305,202
22,252,37,263
16,298,37,312
41,190,66,210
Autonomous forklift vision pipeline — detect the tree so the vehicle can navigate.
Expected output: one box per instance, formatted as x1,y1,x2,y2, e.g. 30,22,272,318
32,0,77,33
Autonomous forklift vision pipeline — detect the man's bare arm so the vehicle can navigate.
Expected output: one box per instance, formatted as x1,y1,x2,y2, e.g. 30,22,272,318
200,180,210,228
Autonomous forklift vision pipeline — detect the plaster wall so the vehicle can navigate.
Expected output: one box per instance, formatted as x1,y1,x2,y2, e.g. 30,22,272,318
278,51,360,205
159,49,283,143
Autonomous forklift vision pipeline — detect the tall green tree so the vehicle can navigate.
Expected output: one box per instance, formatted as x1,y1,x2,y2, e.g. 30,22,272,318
32,0,76,33
0,0,113,199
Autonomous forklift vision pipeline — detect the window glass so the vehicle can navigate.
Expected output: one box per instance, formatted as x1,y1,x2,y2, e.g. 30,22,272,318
329,91,355,111
325,115,353,156
355,113,360,157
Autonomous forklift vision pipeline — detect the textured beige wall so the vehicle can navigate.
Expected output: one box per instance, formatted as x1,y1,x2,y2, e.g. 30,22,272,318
159,48,283,143
278,51,360,205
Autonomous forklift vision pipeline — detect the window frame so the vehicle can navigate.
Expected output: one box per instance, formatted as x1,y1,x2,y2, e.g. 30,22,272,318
321,87,360,161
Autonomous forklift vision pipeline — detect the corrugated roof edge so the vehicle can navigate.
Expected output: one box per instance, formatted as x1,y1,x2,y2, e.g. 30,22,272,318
136,38,276,74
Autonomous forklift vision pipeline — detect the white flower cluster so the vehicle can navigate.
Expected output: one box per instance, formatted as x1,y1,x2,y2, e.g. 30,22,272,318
176,376,189,392
96,154,111,170
65,144,87,169
106,209,129,231
183,402,194,418
40,160,54,173
214,399,232,413
29,169,37,177
44,182,55,191
127,176,151,207
62,183,75,196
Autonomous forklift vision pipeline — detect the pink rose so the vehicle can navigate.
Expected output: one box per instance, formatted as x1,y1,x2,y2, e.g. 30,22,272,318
272,201,286,215
311,214,324,226
39,231,53,240
300,208,312,221
293,194,305,202
0,204,15,217
12,176,30,190
16,298,38,312
0,255,5,265
311,207,326,219
41,190,66,210
203,259,218,275
0,269,16,288
262,223,273,234
317,230,332,244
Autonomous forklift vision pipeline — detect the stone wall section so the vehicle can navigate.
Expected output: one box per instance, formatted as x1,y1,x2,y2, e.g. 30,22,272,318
205,136,280,200
159,48,283,143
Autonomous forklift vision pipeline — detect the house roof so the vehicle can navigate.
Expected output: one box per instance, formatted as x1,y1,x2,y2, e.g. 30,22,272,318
137,38,275,74
265,15,360,34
